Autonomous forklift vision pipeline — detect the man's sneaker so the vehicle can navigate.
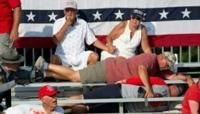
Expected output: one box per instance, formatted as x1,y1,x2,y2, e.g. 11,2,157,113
34,56,46,71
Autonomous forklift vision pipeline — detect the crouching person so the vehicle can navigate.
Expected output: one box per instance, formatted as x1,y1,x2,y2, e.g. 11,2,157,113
67,76,187,113
0,48,43,111
0,48,24,110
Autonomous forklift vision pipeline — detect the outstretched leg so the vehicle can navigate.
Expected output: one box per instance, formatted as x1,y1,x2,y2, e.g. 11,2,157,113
35,56,81,82
48,63,80,82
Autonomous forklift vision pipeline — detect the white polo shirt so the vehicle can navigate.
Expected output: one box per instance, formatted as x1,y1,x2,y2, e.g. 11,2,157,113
4,104,64,114
53,17,97,70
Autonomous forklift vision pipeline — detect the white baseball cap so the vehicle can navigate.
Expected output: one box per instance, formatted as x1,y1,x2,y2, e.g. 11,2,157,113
64,0,77,9
162,51,177,68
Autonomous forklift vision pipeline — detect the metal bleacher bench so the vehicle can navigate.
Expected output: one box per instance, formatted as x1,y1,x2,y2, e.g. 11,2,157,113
12,37,200,113
175,62,200,75
12,78,199,114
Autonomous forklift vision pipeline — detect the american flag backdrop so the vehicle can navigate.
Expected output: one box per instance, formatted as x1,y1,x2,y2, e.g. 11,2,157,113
17,0,200,47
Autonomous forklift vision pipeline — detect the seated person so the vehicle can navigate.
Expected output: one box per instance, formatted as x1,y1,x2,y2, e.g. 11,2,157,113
101,9,152,61
182,77,200,114
67,76,187,113
51,0,114,70
4,85,64,114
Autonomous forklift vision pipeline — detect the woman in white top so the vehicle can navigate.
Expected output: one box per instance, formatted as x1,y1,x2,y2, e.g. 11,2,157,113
101,9,152,60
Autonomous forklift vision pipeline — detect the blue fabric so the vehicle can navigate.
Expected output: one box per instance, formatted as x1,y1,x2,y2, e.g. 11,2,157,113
84,84,122,99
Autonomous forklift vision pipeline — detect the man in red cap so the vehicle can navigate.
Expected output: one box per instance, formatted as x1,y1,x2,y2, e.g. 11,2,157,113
4,85,64,114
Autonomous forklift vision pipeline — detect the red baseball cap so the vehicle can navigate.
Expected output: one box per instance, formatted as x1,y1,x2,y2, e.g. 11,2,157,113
38,85,57,99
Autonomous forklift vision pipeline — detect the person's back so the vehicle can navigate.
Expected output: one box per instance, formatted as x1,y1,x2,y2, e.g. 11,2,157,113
182,81,200,114
104,53,159,83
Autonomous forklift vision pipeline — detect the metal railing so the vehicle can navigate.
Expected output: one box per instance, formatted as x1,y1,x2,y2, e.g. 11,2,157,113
17,46,200,67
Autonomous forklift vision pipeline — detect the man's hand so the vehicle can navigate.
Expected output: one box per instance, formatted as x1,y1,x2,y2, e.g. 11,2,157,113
65,15,75,26
186,75,194,87
145,90,154,98
10,29,19,41
115,79,127,84
106,44,116,53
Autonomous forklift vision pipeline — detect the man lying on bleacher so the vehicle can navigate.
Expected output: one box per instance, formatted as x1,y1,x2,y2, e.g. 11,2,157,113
34,52,193,98
67,76,188,113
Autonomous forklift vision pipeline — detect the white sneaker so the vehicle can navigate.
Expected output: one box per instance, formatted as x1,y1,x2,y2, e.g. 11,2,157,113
34,56,45,71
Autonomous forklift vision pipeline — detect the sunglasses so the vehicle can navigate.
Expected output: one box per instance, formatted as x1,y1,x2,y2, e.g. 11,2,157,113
131,16,142,21
65,8,77,12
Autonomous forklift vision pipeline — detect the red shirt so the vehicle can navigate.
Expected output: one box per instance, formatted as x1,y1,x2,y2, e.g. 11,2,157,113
127,76,167,107
104,53,160,84
0,0,21,33
182,84,200,114
126,76,166,85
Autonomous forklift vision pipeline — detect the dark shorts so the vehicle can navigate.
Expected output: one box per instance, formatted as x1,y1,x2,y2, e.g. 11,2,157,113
79,61,106,83
83,84,122,99
83,84,122,110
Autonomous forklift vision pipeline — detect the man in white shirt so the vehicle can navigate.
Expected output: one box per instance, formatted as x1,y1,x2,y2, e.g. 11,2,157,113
51,0,115,70
4,85,64,114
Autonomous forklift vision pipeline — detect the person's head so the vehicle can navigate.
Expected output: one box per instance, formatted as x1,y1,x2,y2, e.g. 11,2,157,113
129,9,144,29
63,0,77,20
168,84,188,97
38,85,58,111
157,52,176,70
0,48,24,72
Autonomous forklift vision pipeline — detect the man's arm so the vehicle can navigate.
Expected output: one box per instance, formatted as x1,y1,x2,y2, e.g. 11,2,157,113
53,20,72,43
165,73,194,86
189,100,199,114
10,6,21,41
137,65,154,98
93,39,117,53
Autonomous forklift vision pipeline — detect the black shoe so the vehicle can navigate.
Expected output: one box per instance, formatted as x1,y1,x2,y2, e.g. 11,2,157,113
31,67,44,82
14,67,44,85
14,68,32,85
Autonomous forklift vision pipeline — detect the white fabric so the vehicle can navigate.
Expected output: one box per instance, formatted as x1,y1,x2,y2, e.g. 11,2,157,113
121,84,169,112
101,21,142,61
53,17,97,70
4,104,64,114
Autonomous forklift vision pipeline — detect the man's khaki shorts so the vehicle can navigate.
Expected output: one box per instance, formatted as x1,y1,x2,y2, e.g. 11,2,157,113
79,61,106,83
0,33,12,56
